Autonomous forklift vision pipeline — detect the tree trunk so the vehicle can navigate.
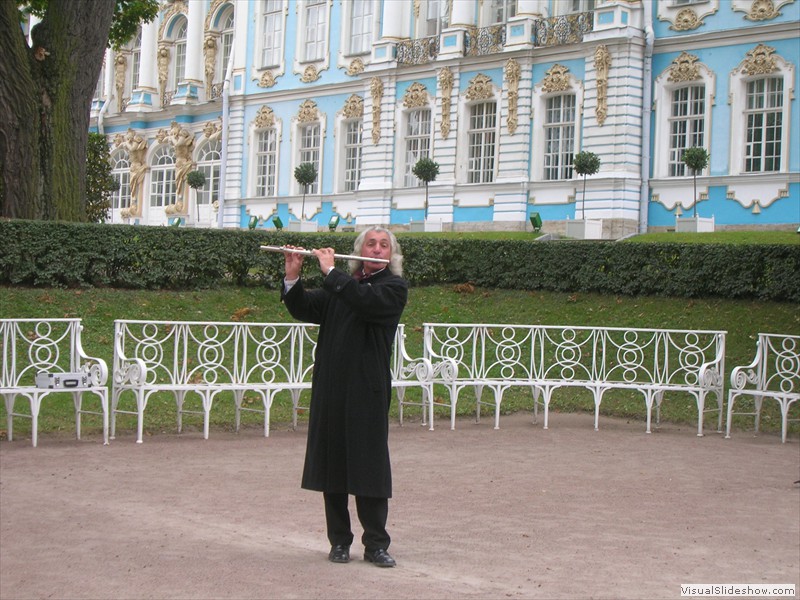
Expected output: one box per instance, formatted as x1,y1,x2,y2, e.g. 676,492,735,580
0,0,115,221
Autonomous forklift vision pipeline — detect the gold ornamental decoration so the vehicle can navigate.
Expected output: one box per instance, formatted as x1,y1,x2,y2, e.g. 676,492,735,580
742,44,778,76
370,77,383,144
465,74,494,101
300,64,321,83
403,82,429,109
258,70,277,88
505,59,521,135
342,95,364,119
254,106,276,129
297,99,320,123
594,46,610,126
346,58,365,76
541,64,571,94
668,52,702,82
439,67,453,139
671,8,701,31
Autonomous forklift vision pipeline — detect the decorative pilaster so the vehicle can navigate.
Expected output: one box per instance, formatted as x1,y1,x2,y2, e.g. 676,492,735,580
370,77,383,144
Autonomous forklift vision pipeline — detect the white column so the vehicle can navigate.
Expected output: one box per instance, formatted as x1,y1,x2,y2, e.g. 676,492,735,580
381,0,406,39
449,0,476,28
184,0,205,85
517,0,547,18
137,19,158,92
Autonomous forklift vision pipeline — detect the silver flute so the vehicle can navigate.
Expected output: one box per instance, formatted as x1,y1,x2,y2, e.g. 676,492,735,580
260,245,390,264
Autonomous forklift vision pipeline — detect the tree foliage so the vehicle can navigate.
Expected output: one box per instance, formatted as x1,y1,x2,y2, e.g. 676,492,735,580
412,157,439,220
294,162,317,221
573,151,601,220
187,170,207,190
682,147,710,218
85,132,118,223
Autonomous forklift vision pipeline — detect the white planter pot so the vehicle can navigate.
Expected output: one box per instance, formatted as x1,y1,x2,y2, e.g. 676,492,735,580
409,220,443,232
675,216,715,233
286,220,318,232
565,219,603,240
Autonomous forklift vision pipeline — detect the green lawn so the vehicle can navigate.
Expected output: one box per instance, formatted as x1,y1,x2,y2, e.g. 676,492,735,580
1,284,798,441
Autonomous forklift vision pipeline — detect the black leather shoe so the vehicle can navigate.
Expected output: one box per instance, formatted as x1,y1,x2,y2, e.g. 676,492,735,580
328,544,350,563
363,548,396,568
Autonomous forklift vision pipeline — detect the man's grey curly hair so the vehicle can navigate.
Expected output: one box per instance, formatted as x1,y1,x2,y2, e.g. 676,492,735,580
348,226,404,277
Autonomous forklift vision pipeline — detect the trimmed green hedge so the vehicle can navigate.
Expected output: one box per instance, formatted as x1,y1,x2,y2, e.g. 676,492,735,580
1,220,797,301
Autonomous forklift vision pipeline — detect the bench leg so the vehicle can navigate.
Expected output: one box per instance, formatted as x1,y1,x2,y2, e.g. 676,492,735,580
73,392,82,441
30,394,42,448
3,394,14,442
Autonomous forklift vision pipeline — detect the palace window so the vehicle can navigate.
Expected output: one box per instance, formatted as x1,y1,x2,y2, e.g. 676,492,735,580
172,18,187,90
130,30,141,92
299,123,321,194
421,0,449,37
304,0,327,62
543,94,576,181
196,140,221,205
255,128,278,197
261,0,284,68
219,7,235,77
468,102,497,184
110,150,131,209
488,0,517,24
668,85,706,177
403,108,432,187
343,120,362,192
349,0,374,55
150,146,177,207
744,77,784,173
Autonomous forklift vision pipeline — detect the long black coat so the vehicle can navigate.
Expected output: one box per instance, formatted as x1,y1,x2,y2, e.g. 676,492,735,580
282,267,408,498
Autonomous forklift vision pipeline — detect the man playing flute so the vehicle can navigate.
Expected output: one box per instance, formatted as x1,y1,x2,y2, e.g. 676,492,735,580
280,226,408,568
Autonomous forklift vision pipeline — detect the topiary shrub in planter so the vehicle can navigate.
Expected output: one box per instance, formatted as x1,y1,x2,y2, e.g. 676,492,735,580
412,157,439,221
294,162,317,222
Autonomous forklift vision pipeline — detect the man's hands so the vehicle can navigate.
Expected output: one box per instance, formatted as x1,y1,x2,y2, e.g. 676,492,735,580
283,246,336,278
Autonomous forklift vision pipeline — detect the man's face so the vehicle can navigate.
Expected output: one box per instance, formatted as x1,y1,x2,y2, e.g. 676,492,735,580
361,231,392,274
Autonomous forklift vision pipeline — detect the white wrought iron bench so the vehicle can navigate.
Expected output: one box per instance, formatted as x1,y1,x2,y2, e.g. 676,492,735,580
1,318,109,447
726,333,799,443
423,323,726,436
112,320,431,443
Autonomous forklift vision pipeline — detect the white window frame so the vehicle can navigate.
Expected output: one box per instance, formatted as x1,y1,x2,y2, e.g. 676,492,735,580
258,0,286,71
467,101,499,184
254,127,279,198
542,94,576,181
652,58,714,179
303,0,328,63
150,145,177,208
667,84,707,177
729,50,793,175
110,149,131,209
335,118,363,193
531,71,584,182
346,0,375,56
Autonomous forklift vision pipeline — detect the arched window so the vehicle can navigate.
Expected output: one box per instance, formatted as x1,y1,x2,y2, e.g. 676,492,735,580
130,29,142,92
150,145,176,207
196,140,221,205
110,149,131,209
172,17,187,90
220,8,235,77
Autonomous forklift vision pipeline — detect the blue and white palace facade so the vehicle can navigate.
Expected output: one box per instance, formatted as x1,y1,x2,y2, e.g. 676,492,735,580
83,0,799,237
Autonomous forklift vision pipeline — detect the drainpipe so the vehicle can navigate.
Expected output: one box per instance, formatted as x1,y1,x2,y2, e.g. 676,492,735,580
638,1,654,233
216,47,235,228
97,49,114,135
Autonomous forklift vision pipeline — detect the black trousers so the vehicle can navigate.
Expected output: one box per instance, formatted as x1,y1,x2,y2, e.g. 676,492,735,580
323,492,390,551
